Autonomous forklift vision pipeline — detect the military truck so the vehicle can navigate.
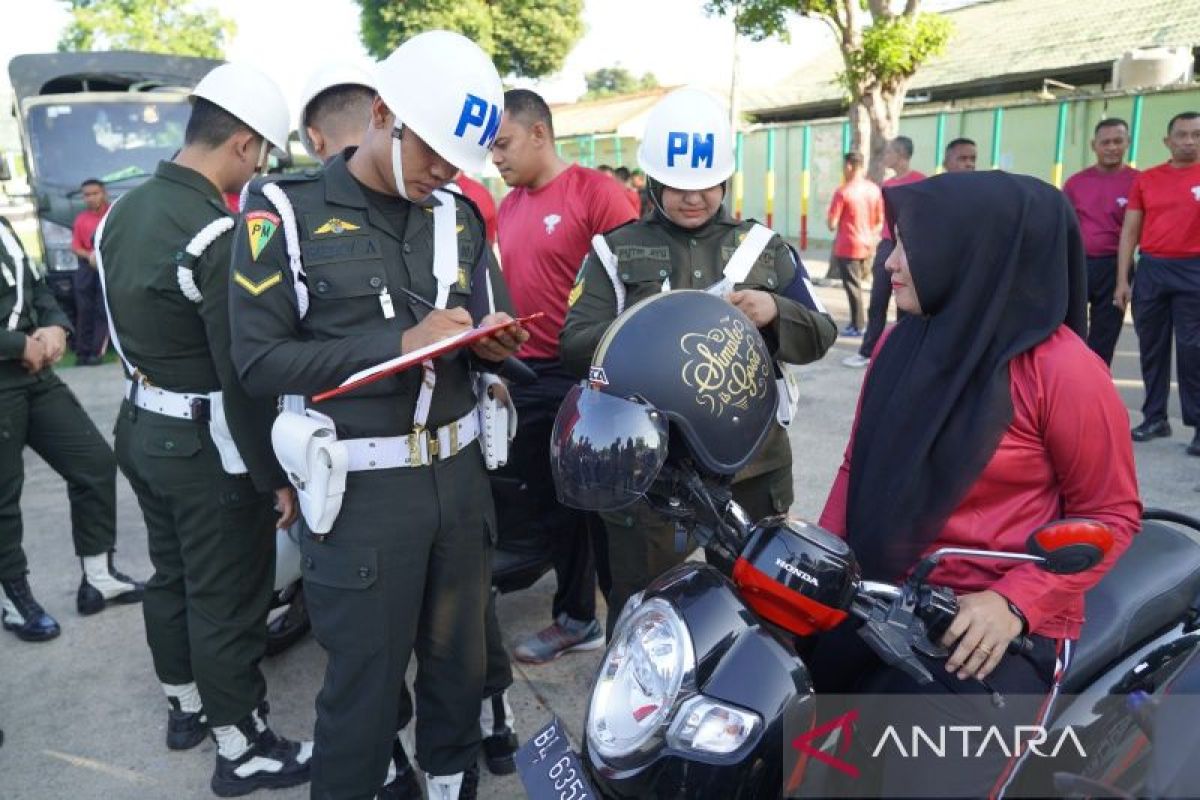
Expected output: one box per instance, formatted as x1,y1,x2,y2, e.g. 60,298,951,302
7,52,221,316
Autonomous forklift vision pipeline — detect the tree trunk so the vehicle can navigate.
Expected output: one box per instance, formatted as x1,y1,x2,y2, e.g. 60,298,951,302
859,77,911,182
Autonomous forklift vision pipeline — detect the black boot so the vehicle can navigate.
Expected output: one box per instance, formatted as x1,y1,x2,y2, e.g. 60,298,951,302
1,575,60,642
481,692,519,775
210,706,311,797
77,552,144,615
166,696,208,751
379,734,423,799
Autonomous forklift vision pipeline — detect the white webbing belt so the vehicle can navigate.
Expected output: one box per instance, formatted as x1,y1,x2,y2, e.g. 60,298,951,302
0,223,27,331
342,409,478,470
590,234,628,314
706,223,774,297
412,189,460,432
122,378,208,420
261,183,310,318
593,223,775,312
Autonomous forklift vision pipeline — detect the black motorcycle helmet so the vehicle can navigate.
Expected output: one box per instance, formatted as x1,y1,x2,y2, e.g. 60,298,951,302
551,290,778,511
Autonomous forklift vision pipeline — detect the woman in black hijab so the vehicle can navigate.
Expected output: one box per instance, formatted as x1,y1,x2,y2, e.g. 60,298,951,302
814,171,1141,796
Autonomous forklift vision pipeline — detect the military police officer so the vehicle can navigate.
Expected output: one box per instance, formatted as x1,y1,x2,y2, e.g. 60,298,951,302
561,87,838,635
98,63,312,796
0,214,140,642
229,32,525,800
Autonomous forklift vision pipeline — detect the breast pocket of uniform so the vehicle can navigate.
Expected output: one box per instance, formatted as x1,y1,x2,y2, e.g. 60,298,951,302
301,247,392,336
618,260,672,291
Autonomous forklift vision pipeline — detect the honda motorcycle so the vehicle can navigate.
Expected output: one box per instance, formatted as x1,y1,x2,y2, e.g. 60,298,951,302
517,462,1200,799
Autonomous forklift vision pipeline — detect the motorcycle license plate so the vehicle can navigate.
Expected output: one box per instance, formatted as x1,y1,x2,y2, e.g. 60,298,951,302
516,716,599,800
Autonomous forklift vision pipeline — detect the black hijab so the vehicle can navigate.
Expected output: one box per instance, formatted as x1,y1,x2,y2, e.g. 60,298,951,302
845,171,1087,581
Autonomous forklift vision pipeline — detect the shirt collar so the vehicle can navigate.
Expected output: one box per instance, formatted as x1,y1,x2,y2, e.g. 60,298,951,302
154,160,227,210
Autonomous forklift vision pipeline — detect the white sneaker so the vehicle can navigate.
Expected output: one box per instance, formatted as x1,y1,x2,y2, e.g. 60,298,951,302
842,353,870,368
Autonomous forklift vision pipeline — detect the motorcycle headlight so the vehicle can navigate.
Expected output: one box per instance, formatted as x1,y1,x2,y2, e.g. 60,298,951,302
666,695,761,756
587,597,694,763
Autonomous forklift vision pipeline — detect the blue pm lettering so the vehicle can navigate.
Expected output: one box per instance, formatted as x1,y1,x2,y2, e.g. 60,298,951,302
455,94,502,148
666,132,716,168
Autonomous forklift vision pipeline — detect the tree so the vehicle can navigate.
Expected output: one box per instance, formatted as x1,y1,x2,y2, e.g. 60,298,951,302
583,67,660,100
356,0,584,79
57,0,235,59
707,0,952,178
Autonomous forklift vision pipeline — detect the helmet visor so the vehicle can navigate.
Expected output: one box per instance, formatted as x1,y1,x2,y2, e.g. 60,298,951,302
551,384,669,512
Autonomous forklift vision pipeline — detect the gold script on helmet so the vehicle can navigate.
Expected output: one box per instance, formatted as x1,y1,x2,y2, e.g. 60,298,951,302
680,317,769,417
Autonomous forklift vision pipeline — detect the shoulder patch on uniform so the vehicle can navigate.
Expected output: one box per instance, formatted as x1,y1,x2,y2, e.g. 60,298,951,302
568,280,585,307
245,211,280,260
234,269,283,296
312,217,362,236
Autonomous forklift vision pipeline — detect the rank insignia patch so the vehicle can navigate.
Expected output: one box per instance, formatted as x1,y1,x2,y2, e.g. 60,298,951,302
246,211,280,260
313,217,362,236
234,270,283,296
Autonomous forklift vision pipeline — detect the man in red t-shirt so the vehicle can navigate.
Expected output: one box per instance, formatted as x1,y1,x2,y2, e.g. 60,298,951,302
613,166,641,217
1116,111,1200,452
844,136,924,367
69,178,110,365
493,89,636,663
455,172,498,246
827,152,883,337
1063,118,1138,366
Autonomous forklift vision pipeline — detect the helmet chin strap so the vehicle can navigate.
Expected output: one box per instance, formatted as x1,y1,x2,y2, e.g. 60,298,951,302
390,124,412,201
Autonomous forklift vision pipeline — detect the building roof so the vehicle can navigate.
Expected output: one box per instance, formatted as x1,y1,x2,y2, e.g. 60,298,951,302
744,0,1200,120
549,86,676,139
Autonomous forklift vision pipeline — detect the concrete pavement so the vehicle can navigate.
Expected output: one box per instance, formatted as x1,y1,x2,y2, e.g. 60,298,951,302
0,279,1197,800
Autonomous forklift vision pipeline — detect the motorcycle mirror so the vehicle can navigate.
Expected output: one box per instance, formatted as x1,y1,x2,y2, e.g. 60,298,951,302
1025,519,1113,574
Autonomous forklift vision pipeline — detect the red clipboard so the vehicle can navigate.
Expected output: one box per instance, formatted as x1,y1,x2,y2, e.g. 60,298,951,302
312,313,543,402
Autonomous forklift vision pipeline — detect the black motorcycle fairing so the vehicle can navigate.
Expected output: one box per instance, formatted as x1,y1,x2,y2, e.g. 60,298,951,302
584,562,810,799
1006,623,1200,796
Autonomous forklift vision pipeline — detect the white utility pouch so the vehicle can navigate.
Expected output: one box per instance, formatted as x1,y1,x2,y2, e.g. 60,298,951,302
208,391,249,475
775,363,801,427
271,409,348,536
476,373,517,470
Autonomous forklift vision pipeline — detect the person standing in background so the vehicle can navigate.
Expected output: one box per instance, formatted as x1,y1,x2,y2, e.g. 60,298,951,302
826,152,883,338
843,136,925,367
492,88,636,664
943,138,978,172
1116,112,1200,453
1063,118,1138,366
69,178,109,365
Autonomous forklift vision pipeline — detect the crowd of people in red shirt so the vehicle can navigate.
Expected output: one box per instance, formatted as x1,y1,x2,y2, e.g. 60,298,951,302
826,112,1200,459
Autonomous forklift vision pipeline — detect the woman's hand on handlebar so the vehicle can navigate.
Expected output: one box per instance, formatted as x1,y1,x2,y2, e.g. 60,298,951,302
940,590,1024,682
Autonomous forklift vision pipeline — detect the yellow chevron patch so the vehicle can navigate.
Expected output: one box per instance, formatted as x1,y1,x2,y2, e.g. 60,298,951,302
234,270,283,297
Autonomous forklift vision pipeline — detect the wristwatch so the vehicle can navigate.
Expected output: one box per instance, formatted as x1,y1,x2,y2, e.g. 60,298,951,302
1006,599,1029,636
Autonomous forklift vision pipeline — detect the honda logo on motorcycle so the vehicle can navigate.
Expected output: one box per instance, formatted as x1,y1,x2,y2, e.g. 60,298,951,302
776,557,819,587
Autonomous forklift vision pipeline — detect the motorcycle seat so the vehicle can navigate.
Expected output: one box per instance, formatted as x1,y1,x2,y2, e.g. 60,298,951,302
1061,519,1200,693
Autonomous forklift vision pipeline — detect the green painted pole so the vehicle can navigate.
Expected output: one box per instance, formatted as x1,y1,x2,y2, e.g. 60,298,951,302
733,131,745,219
934,113,947,174
1129,94,1144,168
841,121,851,154
991,107,1004,169
765,129,776,228
1052,102,1069,187
614,135,622,167
800,125,812,249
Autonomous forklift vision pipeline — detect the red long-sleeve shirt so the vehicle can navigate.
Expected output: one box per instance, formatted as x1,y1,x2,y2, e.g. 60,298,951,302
819,325,1141,640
